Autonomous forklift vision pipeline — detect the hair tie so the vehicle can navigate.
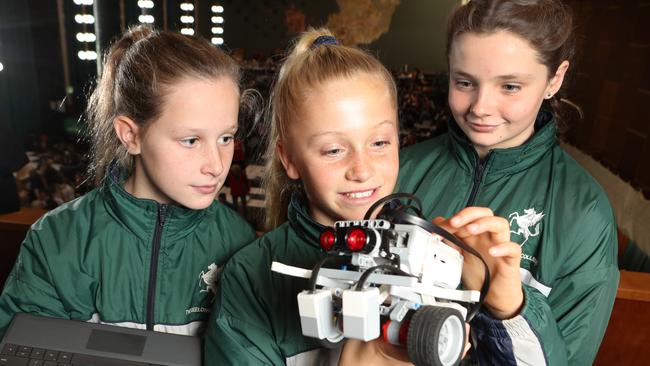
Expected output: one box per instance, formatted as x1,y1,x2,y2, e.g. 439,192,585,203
311,35,339,49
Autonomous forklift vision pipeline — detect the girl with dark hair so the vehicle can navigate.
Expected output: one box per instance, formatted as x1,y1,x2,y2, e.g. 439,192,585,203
0,26,256,338
399,0,618,364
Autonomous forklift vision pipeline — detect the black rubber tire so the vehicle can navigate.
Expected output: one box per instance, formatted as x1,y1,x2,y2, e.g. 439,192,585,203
407,306,466,366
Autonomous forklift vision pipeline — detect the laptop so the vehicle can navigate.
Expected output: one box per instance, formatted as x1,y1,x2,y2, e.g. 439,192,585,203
0,313,201,366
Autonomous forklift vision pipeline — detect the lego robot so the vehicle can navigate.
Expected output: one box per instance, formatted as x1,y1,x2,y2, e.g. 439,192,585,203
271,194,490,366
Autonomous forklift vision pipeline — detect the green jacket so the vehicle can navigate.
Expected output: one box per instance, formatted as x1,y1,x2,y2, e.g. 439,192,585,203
205,194,341,365
397,113,619,366
0,169,256,339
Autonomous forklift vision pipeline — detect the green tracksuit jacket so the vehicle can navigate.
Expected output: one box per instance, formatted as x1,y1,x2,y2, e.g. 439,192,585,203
0,169,256,339
397,112,619,366
205,194,341,365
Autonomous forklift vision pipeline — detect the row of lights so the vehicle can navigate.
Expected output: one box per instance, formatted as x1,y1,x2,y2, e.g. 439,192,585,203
72,1,225,62
180,2,225,47
138,0,155,24
74,0,97,61
180,2,195,35
211,5,224,45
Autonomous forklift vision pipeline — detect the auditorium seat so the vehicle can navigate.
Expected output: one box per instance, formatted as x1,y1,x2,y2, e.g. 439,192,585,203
594,231,650,364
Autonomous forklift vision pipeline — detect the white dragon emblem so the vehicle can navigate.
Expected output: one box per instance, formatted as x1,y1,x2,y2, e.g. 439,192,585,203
509,208,545,246
198,263,221,294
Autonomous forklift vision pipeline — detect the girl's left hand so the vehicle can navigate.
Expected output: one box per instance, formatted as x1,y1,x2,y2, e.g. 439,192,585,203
435,207,523,319
339,339,411,366
339,324,471,366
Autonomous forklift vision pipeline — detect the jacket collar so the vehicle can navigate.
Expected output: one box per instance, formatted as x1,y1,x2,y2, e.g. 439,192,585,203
448,110,557,177
101,164,209,242
287,191,327,250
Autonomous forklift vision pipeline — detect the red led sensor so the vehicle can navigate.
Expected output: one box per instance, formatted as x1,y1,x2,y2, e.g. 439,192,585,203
346,228,367,252
319,229,336,251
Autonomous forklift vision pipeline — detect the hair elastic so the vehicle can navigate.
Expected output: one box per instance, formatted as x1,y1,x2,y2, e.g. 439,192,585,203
311,35,339,49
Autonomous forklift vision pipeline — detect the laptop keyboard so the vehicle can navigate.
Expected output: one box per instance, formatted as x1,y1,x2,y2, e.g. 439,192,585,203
1,343,156,366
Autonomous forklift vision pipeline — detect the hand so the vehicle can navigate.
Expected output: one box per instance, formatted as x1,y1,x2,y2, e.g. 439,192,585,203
435,207,524,319
339,339,411,366
338,323,471,365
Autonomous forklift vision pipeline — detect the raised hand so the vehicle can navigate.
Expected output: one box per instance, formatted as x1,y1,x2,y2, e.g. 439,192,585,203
435,207,523,319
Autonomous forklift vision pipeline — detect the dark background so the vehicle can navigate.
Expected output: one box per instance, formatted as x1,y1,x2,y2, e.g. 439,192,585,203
0,0,649,195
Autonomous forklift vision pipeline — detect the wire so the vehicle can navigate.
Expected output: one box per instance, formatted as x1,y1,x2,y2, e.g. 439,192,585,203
308,255,351,292
363,193,422,220
354,264,414,291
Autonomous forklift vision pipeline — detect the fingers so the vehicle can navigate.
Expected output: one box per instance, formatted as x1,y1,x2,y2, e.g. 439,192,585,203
432,216,462,251
449,207,494,228
453,216,511,243
488,242,522,265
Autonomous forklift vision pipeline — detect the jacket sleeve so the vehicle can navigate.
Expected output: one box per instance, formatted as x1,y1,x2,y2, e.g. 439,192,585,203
203,258,285,365
471,200,619,366
0,229,70,339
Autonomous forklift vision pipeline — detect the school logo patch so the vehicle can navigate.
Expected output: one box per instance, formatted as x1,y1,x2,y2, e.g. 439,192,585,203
509,208,544,246
198,263,221,295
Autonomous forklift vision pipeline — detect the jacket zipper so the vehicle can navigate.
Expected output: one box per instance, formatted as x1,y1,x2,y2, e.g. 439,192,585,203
466,152,491,207
146,204,168,331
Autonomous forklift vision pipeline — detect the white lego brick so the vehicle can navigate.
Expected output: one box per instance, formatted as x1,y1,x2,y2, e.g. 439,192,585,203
342,288,380,341
297,290,335,339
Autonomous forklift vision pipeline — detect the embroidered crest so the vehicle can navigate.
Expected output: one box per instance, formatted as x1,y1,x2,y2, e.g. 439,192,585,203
198,263,221,294
509,208,544,246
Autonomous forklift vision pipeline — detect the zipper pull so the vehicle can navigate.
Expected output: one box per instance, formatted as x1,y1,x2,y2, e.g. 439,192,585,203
158,204,168,226
475,163,484,183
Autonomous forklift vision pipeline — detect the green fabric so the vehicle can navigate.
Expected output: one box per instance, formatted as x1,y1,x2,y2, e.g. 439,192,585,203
397,113,619,366
205,194,332,365
0,171,256,338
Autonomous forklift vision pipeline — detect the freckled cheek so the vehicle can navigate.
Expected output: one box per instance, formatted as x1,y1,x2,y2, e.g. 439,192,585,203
377,154,399,183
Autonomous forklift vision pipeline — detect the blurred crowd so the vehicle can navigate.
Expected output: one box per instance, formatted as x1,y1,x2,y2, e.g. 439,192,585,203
14,134,90,210
8,58,450,212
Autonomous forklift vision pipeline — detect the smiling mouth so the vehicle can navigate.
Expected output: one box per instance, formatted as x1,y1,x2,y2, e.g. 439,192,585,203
342,189,376,199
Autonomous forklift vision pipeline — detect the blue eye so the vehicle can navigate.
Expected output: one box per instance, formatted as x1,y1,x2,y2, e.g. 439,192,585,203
180,137,199,147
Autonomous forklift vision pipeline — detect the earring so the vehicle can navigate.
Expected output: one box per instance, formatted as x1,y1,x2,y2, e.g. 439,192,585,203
546,92,553,99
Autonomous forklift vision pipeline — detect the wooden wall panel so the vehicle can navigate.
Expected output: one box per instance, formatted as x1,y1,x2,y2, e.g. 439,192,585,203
620,130,646,182
632,3,650,44
567,0,650,362
565,0,650,198
628,90,650,137
633,135,650,196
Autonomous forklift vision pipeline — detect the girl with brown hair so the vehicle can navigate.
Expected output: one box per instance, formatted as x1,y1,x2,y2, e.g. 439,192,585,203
399,0,618,364
0,26,256,338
